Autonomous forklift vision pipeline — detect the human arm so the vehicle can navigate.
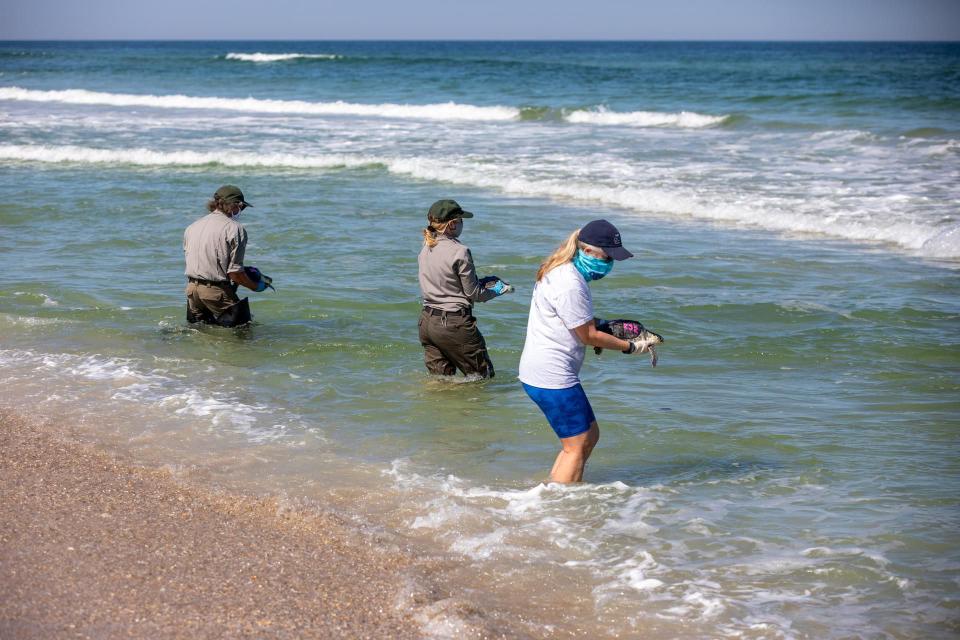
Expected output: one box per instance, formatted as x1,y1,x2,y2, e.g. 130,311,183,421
575,320,649,354
457,249,498,303
228,269,261,291
573,319,634,352
225,226,261,290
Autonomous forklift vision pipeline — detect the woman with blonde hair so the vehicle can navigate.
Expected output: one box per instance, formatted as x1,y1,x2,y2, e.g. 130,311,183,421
518,219,648,483
417,199,511,378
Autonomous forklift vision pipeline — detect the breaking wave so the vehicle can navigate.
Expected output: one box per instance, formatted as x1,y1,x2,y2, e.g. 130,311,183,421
0,87,520,122
224,52,343,63
566,107,728,128
2,143,955,260
0,87,729,128
0,144,382,170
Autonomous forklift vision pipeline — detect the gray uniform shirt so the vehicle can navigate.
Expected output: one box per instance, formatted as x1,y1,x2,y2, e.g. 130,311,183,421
418,235,496,312
183,212,247,282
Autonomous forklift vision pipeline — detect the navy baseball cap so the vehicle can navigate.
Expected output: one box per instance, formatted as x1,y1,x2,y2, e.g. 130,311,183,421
579,219,633,260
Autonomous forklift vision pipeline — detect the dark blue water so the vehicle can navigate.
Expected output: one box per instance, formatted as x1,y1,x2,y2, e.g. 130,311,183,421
3,41,959,133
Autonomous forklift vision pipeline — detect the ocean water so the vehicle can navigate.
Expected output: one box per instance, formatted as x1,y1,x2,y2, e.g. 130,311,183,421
1,41,959,638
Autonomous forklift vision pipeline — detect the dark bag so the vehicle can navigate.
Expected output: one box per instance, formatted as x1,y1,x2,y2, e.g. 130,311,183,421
213,297,252,328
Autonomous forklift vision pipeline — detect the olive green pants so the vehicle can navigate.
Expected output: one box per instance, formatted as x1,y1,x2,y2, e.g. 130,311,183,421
418,307,494,378
185,281,241,325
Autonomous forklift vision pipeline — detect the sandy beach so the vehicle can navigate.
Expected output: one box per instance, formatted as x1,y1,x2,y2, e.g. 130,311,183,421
0,409,435,639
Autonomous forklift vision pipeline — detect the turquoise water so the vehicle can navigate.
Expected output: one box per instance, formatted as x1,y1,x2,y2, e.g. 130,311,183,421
1,41,959,638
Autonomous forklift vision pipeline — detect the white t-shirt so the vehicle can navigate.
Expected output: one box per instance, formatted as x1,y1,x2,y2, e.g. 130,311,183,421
518,262,594,389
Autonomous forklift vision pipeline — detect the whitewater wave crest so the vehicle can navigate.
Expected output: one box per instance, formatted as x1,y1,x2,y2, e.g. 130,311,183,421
0,87,520,122
225,52,342,63
0,144,381,170
2,143,956,259
0,86,729,129
566,107,728,128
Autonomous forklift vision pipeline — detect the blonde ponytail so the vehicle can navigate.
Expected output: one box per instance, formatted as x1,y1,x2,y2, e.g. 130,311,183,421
536,229,580,282
422,219,457,248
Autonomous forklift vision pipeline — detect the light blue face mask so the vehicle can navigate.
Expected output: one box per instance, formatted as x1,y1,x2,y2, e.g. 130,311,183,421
573,249,613,281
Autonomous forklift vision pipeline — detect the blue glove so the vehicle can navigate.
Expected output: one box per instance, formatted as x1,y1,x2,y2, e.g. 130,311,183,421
244,266,275,292
480,275,513,296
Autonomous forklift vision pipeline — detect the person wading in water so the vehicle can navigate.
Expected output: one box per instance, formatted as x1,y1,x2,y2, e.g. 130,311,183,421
183,185,268,327
417,199,512,379
518,220,649,483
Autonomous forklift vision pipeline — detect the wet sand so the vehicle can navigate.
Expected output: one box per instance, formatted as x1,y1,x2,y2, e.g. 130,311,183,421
0,409,432,639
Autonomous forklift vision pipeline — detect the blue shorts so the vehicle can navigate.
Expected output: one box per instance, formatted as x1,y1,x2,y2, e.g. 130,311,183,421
522,382,596,439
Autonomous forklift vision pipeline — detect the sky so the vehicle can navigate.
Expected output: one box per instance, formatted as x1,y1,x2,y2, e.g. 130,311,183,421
2,0,959,41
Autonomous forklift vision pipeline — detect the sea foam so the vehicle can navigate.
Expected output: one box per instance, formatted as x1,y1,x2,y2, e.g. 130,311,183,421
0,87,520,122
0,348,299,444
382,458,919,638
0,86,729,128
225,52,342,62
565,107,728,128
0,143,380,169
2,142,957,259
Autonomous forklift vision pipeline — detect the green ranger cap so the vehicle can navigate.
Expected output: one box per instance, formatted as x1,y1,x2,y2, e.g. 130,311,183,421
214,185,253,208
428,199,473,222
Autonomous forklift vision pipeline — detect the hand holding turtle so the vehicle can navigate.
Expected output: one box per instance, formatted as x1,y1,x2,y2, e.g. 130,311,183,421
480,275,514,296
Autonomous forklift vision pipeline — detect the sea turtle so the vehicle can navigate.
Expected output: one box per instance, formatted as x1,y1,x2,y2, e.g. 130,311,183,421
594,318,664,367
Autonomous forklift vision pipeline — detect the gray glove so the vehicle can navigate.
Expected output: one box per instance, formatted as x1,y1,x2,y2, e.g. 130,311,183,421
624,336,662,367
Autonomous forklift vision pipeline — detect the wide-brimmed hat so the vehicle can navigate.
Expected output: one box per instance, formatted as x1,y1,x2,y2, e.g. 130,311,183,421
579,219,633,260
428,199,473,222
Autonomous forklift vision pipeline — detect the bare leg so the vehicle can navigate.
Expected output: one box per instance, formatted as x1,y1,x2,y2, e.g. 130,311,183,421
549,422,600,484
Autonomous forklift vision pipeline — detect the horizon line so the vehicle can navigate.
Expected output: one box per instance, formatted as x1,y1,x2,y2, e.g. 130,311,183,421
1,37,958,43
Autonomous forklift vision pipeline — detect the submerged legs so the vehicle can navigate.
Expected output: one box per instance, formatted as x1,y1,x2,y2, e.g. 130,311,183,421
549,421,600,483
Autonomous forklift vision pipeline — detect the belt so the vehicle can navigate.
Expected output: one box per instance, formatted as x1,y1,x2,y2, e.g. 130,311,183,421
424,306,469,316
188,277,232,287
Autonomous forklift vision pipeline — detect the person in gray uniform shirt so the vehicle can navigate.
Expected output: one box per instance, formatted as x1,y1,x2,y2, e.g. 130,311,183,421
183,185,267,327
417,199,512,379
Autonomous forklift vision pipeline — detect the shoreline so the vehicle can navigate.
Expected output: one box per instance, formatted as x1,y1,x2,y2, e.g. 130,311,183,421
0,408,501,639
